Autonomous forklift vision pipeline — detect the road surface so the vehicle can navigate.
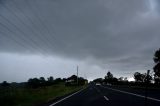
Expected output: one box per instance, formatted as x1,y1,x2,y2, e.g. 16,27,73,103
48,84,160,106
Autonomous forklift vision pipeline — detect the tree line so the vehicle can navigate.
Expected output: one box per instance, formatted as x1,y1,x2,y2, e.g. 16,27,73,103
93,48,160,86
93,71,127,85
0,75,87,88
134,48,160,85
27,76,65,88
1,48,160,87
27,75,87,88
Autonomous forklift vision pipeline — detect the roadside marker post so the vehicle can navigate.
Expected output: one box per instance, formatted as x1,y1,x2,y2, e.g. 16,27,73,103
145,70,150,106
77,66,78,86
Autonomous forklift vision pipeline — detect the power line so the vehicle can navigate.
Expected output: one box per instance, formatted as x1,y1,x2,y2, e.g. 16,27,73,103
0,1,60,66
33,0,58,41
11,0,56,50
0,30,29,50
2,2,52,52
0,3,50,55
24,0,57,49
0,14,40,51
0,1,62,70
34,0,63,48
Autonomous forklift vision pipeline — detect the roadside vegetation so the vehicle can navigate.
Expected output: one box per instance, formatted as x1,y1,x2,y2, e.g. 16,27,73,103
93,48,160,89
1,48,160,105
0,75,87,106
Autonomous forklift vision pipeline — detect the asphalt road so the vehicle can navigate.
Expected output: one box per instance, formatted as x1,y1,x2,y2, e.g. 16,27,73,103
49,84,160,106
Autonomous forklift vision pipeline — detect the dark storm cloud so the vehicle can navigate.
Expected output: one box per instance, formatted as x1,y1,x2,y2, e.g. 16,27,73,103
0,0,160,80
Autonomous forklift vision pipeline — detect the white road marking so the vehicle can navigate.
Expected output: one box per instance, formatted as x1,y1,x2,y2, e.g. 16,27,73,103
94,86,110,101
101,86,160,102
49,87,87,106
104,96,109,101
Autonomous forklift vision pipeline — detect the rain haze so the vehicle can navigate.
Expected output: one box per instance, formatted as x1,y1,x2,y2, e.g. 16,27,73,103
0,0,160,82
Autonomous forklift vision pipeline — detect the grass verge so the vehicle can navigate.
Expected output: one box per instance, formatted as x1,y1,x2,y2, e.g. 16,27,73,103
0,83,85,106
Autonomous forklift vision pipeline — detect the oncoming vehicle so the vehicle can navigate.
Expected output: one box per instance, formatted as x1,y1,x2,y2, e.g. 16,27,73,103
95,83,101,86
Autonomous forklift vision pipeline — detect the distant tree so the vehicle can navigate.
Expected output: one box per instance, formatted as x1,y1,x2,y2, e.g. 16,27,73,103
65,75,78,86
40,77,45,81
54,78,62,84
105,71,113,79
153,49,160,84
69,75,77,81
1,81,10,87
39,77,46,86
134,72,152,83
143,73,152,83
27,78,40,88
104,71,116,84
47,76,54,82
134,72,144,82
78,77,87,85
124,77,128,82
47,76,54,85
117,77,128,85
62,78,67,82
112,77,118,83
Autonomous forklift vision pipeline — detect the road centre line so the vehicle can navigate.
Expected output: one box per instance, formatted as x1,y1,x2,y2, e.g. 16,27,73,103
104,96,109,101
94,86,109,101
101,85,160,102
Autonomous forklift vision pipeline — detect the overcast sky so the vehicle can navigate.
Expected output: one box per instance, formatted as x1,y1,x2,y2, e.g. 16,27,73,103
0,0,160,82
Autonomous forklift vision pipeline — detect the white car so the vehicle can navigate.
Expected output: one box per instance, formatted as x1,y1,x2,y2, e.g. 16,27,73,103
95,83,101,86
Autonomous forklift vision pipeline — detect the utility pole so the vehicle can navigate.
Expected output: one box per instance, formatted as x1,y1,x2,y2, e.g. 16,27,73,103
77,65,78,85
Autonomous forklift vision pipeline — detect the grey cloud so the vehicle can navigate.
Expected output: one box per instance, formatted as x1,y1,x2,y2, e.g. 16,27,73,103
0,0,160,81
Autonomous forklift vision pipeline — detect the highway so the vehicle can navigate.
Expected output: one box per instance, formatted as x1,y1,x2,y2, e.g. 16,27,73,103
48,84,160,106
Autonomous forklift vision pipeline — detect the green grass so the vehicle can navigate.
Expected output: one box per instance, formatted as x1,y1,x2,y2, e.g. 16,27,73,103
0,83,85,106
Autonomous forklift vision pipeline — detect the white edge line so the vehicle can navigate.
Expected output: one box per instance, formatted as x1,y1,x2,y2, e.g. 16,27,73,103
104,96,109,101
101,86,160,102
49,87,87,106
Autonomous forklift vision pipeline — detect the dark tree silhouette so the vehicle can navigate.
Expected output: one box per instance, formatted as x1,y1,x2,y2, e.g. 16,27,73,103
69,75,77,81
153,48,160,84
47,76,54,82
143,73,152,83
54,78,62,84
134,72,152,83
39,77,46,86
78,77,87,85
134,72,145,82
1,81,10,87
105,71,113,79
47,76,54,85
62,78,67,82
27,78,40,88
104,71,118,84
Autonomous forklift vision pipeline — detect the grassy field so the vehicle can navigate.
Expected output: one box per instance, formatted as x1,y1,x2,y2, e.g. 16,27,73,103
0,83,85,106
